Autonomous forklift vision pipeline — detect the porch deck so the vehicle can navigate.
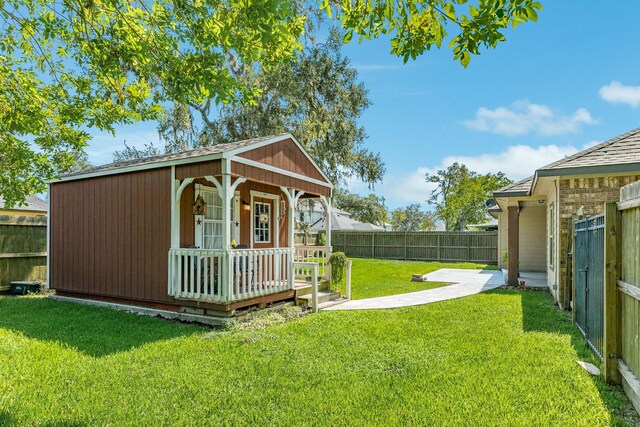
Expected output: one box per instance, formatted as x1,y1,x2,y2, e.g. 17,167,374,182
168,246,331,304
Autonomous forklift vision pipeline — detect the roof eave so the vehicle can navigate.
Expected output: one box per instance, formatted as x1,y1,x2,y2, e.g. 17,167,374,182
493,190,530,198
536,162,640,178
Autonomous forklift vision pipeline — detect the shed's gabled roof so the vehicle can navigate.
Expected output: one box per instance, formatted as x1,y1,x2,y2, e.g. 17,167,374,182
57,133,332,186
493,176,533,197
0,195,48,212
537,127,640,176
62,134,282,178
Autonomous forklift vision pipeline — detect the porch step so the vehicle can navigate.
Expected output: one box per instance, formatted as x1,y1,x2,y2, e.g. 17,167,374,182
294,280,330,297
296,290,341,307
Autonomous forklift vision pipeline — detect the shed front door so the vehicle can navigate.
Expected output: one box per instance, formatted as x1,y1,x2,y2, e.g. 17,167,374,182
250,191,279,249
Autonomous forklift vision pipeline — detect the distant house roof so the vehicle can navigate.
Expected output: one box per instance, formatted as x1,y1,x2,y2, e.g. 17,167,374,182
467,219,498,230
493,127,640,199
0,195,47,213
311,210,384,232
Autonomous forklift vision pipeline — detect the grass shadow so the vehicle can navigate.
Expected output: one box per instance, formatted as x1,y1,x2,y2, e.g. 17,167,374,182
0,296,206,358
516,290,640,426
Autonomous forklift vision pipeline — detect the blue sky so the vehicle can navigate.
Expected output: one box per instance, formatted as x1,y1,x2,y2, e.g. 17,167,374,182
85,2,640,210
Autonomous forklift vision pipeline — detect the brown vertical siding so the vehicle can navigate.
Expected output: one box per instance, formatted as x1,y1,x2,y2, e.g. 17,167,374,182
238,138,327,183
176,160,221,180
50,168,173,304
232,162,330,197
180,184,195,248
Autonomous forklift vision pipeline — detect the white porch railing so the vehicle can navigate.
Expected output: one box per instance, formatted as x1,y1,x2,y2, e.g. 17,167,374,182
168,248,294,303
294,245,330,280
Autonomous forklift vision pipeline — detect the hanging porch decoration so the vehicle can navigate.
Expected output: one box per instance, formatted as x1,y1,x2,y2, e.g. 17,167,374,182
193,194,207,215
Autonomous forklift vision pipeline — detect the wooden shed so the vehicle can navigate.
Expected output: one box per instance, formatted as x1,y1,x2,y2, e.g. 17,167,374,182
48,134,333,315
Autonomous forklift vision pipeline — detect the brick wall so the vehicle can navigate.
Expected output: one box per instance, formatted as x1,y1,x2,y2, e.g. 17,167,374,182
557,175,640,308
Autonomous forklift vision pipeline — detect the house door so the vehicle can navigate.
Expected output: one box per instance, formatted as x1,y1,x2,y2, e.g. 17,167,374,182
250,191,279,249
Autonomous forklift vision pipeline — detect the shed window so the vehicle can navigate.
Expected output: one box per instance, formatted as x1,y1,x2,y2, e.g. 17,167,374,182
203,190,223,249
254,202,271,243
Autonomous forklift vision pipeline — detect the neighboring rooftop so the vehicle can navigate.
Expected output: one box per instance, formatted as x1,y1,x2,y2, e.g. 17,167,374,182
311,210,385,232
62,134,286,178
0,195,48,212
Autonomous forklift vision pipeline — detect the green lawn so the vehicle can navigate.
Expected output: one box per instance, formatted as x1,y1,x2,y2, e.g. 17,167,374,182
1,290,637,425
338,258,497,299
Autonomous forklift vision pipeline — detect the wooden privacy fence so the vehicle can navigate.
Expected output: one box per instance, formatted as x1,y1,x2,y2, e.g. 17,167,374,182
331,231,498,264
574,180,640,415
0,215,47,291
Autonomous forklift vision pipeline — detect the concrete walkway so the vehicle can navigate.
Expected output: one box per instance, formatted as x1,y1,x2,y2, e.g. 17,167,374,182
324,268,504,311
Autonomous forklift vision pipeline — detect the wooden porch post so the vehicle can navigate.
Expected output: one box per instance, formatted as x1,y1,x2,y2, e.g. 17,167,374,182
507,205,520,286
220,161,233,302
281,187,304,289
319,196,332,253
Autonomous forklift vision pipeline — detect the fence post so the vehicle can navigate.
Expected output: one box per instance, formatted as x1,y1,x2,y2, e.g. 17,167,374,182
404,233,408,261
603,202,620,384
467,233,471,262
371,233,375,259
437,234,441,262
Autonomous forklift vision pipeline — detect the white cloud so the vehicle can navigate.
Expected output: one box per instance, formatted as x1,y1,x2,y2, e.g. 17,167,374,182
464,100,597,136
349,141,599,209
599,81,640,107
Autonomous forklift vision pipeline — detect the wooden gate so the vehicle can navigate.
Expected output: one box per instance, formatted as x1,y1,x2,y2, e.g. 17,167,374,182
573,214,605,360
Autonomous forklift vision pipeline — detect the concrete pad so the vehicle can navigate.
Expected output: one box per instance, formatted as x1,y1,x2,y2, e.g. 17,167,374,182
577,361,601,376
324,269,504,311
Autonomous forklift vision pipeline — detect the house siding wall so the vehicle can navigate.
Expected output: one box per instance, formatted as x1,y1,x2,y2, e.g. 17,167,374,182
557,174,640,308
518,205,546,272
50,167,174,304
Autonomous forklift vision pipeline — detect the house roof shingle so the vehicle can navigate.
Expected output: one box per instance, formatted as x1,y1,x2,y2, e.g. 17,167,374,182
538,127,640,173
0,195,48,212
493,176,533,197
62,134,286,178
493,127,640,200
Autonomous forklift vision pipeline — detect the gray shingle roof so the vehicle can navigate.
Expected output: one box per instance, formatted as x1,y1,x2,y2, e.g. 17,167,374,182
62,134,287,178
539,127,640,172
0,195,48,212
494,176,533,197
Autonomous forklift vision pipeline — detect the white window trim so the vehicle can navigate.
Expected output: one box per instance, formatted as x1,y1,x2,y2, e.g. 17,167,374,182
250,190,280,249
194,184,240,249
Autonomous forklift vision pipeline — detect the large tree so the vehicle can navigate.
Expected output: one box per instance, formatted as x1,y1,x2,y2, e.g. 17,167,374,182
426,163,511,230
390,204,435,232
1,0,541,206
116,29,385,187
333,189,388,226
